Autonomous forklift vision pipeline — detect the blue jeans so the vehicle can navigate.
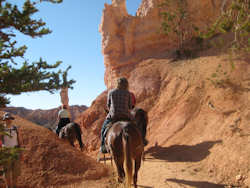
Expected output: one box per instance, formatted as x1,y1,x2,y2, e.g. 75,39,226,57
101,119,112,146
100,119,112,153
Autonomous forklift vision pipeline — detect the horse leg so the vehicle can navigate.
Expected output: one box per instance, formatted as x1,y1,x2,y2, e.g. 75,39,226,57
74,123,84,150
117,164,125,183
69,138,75,147
133,154,142,188
113,151,125,183
117,160,125,183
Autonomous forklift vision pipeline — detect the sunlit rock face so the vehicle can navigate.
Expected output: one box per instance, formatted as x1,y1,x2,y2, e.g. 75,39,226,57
99,0,225,88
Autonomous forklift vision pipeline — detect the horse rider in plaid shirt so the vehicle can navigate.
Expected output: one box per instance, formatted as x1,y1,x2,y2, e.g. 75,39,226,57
100,77,133,154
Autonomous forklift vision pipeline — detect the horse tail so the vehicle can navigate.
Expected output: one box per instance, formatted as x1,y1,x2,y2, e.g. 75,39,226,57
122,127,132,188
74,123,84,149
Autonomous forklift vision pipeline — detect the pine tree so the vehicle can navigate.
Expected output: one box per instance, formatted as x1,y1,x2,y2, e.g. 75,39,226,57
202,0,250,50
159,0,197,58
0,0,75,171
0,0,75,107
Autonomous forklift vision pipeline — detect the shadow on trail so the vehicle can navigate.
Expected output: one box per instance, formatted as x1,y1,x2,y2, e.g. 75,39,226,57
166,178,228,188
144,140,222,162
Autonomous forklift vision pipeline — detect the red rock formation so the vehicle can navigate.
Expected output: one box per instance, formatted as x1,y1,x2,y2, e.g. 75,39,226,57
99,0,227,88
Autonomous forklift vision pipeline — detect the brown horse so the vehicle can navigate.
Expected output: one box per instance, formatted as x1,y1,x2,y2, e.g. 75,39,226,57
59,122,84,151
105,120,144,188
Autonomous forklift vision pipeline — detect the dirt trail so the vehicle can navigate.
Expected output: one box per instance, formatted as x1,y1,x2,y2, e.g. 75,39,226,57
100,152,228,188
136,153,226,188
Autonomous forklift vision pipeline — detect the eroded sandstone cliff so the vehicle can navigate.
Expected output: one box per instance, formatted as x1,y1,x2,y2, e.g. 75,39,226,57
99,0,228,88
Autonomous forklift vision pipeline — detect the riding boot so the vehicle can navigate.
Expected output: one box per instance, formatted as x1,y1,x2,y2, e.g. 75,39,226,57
100,137,108,154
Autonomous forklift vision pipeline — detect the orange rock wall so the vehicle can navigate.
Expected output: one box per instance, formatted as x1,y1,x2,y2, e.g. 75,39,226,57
100,0,227,88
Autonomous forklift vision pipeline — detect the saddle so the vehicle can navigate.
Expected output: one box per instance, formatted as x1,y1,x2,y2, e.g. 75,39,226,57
103,117,131,139
102,116,132,153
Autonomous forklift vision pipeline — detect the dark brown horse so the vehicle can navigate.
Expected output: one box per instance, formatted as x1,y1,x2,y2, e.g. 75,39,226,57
59,122,84,151
105,121,144,188
104,108,148,188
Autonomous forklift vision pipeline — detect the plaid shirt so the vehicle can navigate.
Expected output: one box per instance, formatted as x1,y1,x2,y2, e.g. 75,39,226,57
106,88,132,120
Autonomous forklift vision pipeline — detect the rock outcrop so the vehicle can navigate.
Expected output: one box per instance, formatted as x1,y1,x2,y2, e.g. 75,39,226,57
99,0,228,88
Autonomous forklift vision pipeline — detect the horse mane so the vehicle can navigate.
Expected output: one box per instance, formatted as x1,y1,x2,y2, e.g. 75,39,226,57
131,108,148,138
132,108,148,122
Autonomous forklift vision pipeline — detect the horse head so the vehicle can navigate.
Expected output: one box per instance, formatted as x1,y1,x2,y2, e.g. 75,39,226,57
131,108,148,141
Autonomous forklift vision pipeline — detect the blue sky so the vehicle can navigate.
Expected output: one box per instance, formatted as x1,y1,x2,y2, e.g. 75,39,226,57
7,0,142,110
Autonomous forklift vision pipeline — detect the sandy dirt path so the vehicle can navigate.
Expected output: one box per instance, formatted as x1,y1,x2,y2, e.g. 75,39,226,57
94,151,230,188
136,153,226,188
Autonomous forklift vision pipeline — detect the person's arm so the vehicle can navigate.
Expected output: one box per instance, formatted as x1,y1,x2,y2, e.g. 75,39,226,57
128,93,132,110
107,91,111,110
